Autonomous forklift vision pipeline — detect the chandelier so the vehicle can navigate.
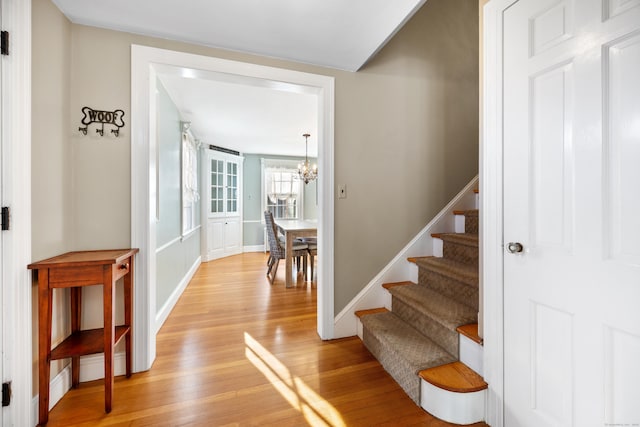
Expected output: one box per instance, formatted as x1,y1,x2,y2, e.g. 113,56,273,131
297,133,318,184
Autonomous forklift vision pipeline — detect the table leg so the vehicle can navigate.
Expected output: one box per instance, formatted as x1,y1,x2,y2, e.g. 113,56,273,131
70,287,81,388
285,231,293,288
124,258,133,378
37,269,52,426
103,266,115,413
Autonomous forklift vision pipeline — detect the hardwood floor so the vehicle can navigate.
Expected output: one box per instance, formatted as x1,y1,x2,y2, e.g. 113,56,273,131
45,253,489,426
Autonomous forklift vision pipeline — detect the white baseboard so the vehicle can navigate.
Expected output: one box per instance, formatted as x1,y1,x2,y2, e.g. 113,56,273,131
333,176,479,339
155,256,201,333
31,352,127,427
243,245,265,253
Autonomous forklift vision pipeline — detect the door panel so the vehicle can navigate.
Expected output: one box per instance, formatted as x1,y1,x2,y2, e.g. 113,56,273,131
503,0,640,426
605,33,640,264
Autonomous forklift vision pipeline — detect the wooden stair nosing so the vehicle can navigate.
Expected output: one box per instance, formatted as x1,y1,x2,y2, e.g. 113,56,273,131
419,361,488,393
457,323,483,345
355,307,388,318
382,281,414,290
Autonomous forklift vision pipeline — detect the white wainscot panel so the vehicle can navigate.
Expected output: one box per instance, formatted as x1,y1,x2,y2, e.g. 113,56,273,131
530,1,573,57
530,62,574,251
605,33,640,264
605,0,640,19
604,326,640,425
531,302,574,426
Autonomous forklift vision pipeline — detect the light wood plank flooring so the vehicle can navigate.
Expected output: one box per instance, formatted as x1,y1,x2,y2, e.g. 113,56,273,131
45,253,489,426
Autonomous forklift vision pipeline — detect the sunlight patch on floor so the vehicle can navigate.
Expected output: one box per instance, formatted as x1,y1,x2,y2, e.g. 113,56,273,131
244,332,345,427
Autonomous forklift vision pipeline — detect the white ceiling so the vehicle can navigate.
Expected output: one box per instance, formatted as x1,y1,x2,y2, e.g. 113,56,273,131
52,0,427,72
157,69,319,157
52,0,427,156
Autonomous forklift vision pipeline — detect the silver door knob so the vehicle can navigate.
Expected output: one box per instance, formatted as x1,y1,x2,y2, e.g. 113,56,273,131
507,242,524,253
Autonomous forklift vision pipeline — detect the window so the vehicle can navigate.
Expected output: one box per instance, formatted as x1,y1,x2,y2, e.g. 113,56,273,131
262,159,302,220
182,131,200,236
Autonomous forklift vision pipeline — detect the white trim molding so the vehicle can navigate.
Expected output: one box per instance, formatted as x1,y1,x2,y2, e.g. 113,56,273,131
481,1,514,426
132,46,336,372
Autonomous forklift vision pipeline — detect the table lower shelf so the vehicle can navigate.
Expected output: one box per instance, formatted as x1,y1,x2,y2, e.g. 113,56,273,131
50,325,130,360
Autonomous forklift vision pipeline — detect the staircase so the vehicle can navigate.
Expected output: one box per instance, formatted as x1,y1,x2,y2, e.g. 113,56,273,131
355,192,487,425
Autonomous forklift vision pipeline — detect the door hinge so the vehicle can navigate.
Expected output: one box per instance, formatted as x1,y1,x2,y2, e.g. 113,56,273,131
1,31,8,55
1,207,9,231
2,382,10,407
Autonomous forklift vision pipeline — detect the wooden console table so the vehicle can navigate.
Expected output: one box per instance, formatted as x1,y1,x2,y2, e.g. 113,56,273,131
28,248,139,426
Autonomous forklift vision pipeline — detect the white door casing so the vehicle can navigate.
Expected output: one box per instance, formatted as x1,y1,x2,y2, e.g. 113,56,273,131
132,46,335,372
501,1,640,426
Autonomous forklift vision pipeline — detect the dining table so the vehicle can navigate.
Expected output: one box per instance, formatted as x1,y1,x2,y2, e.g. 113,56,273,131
274,219,317,288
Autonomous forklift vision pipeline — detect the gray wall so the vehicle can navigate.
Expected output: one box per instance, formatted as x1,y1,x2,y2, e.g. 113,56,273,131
32,0,478,333
155,80,201,312
243,154,317,247
31,0,73,392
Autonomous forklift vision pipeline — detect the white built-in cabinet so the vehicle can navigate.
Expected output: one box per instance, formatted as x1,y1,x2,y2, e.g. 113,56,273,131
204,149,244,261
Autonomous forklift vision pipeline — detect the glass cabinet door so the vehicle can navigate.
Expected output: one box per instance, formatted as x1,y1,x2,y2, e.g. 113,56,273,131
210,158,225,215
226,160,239,215
208,152,242,218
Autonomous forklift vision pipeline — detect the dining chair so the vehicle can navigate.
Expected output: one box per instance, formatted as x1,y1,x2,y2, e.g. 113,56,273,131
264,211,308,284
306,239,317,281
296,237,317,281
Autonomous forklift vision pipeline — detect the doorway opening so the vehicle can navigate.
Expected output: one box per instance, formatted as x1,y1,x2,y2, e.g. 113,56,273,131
131,45,335,372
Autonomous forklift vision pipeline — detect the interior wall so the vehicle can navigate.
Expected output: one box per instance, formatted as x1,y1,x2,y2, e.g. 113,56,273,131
333,0,479,310
32,0,478,352
155,79,201,313
31,0,73,394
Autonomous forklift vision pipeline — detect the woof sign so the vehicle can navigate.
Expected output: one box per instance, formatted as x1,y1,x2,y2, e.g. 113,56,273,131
79,106,125,137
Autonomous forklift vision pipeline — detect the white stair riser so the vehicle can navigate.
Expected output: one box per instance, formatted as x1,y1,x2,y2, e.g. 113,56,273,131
459,334,483,376
420,380,486,425
432,238,443,258
454,214,466,233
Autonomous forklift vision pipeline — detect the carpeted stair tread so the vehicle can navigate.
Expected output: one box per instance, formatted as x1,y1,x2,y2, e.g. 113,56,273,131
389,284,477,333
432,233,478,247
412,256,478,288
361,311,456,403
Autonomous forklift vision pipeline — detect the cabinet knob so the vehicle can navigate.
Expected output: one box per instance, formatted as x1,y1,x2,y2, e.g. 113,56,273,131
119,263,129,270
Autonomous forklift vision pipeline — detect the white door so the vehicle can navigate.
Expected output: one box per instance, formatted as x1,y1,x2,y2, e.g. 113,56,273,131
503,1,640,426
0,2,5,421
0,4,4,422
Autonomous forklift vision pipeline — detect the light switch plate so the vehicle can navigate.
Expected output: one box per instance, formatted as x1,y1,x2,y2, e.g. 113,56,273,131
338,184,347,199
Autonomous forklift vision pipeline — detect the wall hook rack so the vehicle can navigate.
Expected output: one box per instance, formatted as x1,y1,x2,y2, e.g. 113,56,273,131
78,107,125,137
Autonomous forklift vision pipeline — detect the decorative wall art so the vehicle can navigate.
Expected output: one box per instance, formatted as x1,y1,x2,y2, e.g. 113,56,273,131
78,106,125,137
